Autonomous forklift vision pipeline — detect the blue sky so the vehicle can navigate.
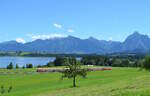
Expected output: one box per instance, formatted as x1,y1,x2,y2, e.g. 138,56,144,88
0,0,150,43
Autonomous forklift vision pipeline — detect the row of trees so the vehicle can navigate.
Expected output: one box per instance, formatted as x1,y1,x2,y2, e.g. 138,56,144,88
81,56,141,67
6,62,33,69
44,56,145,68
6,56,68,69
7,62,18,69
5,55,150,69
49,56,141,67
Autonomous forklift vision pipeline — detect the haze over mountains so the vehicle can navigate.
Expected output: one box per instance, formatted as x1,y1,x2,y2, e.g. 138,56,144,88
0,32,150,54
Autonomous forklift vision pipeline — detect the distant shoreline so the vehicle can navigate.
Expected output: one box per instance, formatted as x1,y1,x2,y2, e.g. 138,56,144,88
0,52,98,57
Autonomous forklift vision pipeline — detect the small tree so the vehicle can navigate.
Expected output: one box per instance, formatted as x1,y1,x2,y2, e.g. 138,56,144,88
22,66,25,69
142,56,150,70
62,57,87,87
7,62,13,69
16,64,19,69
26,64,33,68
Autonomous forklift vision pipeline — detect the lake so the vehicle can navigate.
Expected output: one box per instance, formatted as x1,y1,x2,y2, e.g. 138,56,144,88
0,56,55,68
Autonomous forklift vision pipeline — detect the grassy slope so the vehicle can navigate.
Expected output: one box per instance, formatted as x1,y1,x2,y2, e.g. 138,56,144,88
0,68,150,96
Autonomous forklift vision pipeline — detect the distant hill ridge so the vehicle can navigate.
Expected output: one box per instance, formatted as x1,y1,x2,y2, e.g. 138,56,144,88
0,32,150,54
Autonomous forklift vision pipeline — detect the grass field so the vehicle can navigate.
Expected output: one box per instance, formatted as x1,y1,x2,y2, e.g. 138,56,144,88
0,67,150,96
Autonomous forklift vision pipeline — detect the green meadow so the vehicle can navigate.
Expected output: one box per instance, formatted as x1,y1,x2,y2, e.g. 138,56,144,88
0,67,150,96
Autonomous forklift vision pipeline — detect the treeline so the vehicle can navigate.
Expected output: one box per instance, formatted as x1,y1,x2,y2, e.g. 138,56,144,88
43,55,143,67
6,62,33,69
5,55,148,69
0,51,97,57
5,57,74,69
81,56,141,67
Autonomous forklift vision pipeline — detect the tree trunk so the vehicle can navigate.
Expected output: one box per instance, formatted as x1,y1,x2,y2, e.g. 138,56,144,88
73,76,76,87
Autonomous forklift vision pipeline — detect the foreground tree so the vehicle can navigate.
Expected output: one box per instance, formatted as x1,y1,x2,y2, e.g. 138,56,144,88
62,57,87,87
142,56,150,70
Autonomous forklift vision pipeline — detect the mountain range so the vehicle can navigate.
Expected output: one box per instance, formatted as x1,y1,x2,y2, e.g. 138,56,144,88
1,32,150,54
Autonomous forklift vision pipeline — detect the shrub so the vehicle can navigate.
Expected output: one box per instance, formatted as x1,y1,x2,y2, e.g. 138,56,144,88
0,85,5,94
8,86,12,93
0,85,13,94
47,62,54,67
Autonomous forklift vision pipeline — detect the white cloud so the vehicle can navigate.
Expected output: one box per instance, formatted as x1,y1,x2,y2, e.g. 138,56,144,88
28,34,66,40
16,38,26,43
53,23,62,29
109,37,113,41
67,29,74,33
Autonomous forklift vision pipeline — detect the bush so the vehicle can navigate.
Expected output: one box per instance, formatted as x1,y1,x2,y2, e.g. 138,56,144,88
0,85,13,94
8,86,12,93
47,62,54,67
0,85,5,94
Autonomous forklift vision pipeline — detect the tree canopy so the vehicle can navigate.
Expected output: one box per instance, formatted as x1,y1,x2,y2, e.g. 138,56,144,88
142,56,150,70
62,57,87,87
